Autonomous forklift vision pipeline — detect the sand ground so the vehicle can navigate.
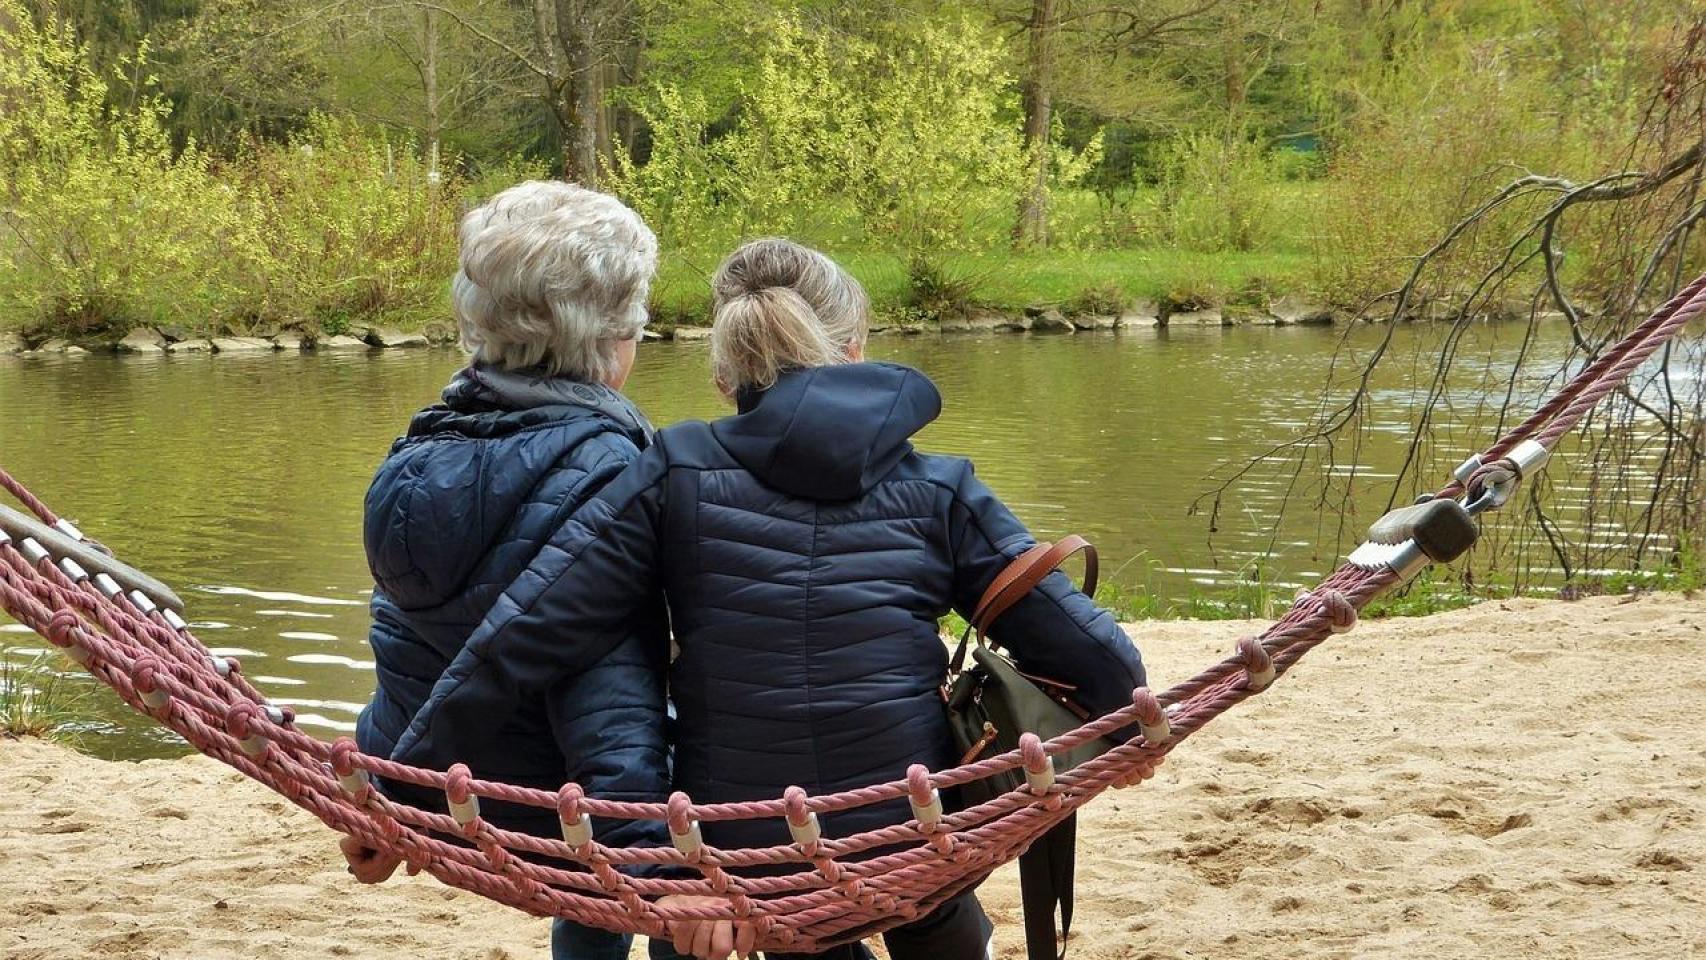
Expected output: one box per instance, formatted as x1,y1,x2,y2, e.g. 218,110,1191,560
2,593,1703,959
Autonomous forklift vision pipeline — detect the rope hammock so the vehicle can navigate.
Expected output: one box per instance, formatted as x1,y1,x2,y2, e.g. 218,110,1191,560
3,273,1703,954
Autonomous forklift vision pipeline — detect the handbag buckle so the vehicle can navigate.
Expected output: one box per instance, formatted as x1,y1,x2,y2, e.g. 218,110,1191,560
958,721,1000,765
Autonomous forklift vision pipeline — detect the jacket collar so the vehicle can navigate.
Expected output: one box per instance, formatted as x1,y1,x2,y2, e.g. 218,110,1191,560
425,362,654,440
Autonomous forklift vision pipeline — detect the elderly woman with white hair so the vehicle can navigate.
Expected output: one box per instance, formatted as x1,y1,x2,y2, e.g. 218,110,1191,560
344,180,681,960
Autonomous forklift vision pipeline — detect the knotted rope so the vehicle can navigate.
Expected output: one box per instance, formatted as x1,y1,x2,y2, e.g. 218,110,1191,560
1,277,1700,951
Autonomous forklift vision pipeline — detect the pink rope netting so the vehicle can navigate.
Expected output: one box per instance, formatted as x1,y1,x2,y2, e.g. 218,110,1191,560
1,275,1701,952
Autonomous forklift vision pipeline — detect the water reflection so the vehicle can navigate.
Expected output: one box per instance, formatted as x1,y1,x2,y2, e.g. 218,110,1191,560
201,585,366,606
2,323,1699,757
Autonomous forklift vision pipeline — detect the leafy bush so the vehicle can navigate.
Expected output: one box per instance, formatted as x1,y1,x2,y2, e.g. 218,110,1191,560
606,85,733,246
609,14,1028,260
1308,34,1603,303
0,4,462,338
238,115,461,331
860,19,1028,255
1019,122,1109,250
0,9,250,335
1153,129,1286,254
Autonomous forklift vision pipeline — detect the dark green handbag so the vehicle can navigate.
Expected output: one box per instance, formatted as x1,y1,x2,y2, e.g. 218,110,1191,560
945,645,1112,806
945,535,1115,801
943,536,1120,960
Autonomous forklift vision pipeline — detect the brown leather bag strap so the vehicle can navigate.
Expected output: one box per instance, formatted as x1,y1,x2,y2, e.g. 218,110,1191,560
950,536,1099,674
969,542,1055,627
974,535,1098,640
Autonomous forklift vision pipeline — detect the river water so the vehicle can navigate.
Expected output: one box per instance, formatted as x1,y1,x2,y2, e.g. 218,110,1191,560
2,323,1697,757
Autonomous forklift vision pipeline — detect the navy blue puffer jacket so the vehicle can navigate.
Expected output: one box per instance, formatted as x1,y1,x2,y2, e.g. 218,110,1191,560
394,362,1145,851
357,369,670,851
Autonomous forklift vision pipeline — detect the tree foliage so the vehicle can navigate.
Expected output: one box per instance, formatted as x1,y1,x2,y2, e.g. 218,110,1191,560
0,0,459,335
3,0,1704,333
0,2,243,333
609,13,1033,258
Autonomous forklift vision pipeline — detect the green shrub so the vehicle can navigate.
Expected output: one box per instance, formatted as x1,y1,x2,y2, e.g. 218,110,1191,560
0,10,250,335
238,115,461,332
1308,34,1605,304
1161,271,1229,311
0,7,463,338
608,13,1027,261
905,255,980,320
1067,280,1126,316
1152,129,1286,254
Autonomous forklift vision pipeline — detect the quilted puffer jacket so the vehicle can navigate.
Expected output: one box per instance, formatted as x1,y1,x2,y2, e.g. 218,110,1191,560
356,365,670,851
393,362,1145,851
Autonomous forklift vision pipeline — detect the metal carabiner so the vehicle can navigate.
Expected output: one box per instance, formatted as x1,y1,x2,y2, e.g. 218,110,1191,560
1462,464,1519,516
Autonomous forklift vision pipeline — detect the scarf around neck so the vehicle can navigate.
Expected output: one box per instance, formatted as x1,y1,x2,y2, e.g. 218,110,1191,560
442,363,654,439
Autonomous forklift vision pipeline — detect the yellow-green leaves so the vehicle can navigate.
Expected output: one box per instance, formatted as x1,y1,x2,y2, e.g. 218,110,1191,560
0,4,460,337
607,14,1026,260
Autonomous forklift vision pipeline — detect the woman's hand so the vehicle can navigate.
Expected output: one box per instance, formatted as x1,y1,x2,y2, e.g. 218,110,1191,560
339,835,403,884
659,894,743,960
1114,755,1163,789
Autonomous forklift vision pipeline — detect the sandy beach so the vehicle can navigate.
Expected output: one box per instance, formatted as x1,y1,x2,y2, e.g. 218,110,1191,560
3,593,1703,959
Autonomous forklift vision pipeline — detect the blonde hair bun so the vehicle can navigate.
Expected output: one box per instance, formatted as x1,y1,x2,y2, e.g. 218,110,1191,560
709,239,870,391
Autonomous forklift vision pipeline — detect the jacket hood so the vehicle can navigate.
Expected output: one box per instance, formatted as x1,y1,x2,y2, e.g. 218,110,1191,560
710,362,942,500
365,368,650,610
421,363,653,439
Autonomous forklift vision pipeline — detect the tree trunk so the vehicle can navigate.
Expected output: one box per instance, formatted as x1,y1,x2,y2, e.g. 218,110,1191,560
596,59,615,168
528,0,583,183
615,25,647,166
1222,3,1246,118
555,0,601,188
1013,0,1055,248
421,7,441,183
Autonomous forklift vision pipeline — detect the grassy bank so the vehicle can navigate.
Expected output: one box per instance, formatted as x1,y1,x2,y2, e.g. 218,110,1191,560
646,178,1329,326
0,139,1327,343
651,245,1318,329
0,218,1327,346
0,183,1326,345
1087,556,1706,624
0,14,1340,345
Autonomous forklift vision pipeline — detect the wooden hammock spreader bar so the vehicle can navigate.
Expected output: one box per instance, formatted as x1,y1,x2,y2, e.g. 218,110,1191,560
0,501,186,613
1,274,1701,952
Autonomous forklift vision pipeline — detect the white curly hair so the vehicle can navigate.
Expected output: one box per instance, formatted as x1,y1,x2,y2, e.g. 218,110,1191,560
452,180,658,383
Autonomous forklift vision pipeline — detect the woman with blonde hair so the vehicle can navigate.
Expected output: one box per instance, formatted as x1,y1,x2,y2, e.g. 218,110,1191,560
394,238,1146,960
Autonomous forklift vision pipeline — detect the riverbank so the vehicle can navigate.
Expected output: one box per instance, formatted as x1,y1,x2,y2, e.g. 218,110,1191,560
0,294,1536,358
4,593,1701,959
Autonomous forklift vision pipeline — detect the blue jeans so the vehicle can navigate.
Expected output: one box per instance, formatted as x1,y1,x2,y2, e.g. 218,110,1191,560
551,920,693,960
551,921,630,960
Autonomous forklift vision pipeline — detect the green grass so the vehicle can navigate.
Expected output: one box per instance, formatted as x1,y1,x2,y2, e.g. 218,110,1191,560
652,245,1316,327
938,544,1705,636
644,181,1327,326
959,248,1314,311
1,647,91,744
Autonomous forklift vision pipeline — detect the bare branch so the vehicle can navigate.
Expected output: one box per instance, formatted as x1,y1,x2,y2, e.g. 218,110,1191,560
366,1,551,80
